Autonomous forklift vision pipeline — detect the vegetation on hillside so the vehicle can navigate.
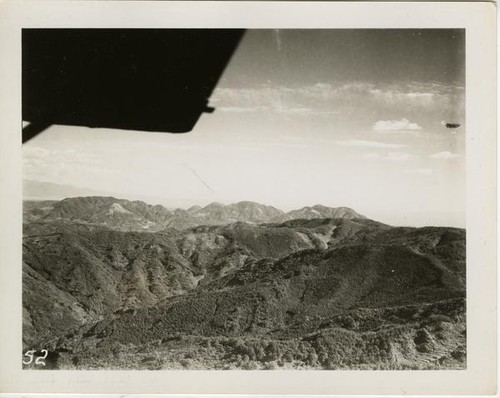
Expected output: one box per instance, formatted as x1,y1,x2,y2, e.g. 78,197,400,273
22,198,466,370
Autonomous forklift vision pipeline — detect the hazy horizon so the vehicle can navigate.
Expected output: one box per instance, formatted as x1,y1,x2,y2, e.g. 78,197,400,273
22,178,464,228
23,29,465,228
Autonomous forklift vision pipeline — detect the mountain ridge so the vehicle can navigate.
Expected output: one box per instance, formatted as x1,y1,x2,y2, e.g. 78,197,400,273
22,196,465,370
24,196,367,231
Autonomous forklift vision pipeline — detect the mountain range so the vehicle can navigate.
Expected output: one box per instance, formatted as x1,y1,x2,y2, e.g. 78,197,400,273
22,196,466,370
24,196,366,231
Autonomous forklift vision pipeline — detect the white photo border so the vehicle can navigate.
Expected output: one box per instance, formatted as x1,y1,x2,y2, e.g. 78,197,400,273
0,1,496,395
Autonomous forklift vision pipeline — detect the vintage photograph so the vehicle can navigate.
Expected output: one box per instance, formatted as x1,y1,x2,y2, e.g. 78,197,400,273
21,28,466,371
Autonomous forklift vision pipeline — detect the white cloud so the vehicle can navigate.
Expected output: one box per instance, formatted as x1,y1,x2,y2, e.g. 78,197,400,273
277,107,338,116
369,81,462,106
23,145,108,183
335,140,406,149
403,168,433,176
406,92,435,100
217,106,261,113
373,118,422,132
370,89,436,107
23,146,98,166
387,152,418,161
211,81,463,118
361,151,417,161
361,152,381,160
429,151,460,160
215,94,338,117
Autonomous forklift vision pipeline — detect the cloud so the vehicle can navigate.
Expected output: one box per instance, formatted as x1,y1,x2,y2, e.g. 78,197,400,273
373,118,422,132
369,89,435,107
429,151,460,160
217,106,261,113
277,107,338,116
387,152,418,161
403,168,433,176
361,152,381,160
214,92,338,117
23,146,98,165
369,82,463,108
23,145,108,182
211,81,464,119
335,140,406,149
361,151,417,161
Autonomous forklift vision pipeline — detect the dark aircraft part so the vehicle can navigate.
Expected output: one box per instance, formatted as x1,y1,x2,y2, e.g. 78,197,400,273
445,123,461,129
22,29,244,143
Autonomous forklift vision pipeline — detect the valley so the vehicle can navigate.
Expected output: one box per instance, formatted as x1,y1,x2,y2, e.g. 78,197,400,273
22,197,466,370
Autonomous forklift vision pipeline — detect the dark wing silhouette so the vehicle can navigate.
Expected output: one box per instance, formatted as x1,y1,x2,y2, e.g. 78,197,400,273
445,123,461,129
22,29,244,143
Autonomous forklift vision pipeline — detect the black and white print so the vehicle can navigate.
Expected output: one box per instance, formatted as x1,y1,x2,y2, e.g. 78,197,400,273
22,29,466,370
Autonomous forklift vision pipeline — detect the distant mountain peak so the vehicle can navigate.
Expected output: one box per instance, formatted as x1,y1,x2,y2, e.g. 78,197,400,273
234,200,269,207
108,202,133,215
284,205,366,221
25,195,368,231
202,202,226,210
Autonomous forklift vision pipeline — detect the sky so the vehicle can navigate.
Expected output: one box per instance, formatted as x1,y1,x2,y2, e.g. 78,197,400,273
23,29,465,227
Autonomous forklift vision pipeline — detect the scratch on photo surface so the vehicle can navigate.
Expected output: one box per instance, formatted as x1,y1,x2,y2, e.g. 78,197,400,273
184,163,216,193
274,29,282,51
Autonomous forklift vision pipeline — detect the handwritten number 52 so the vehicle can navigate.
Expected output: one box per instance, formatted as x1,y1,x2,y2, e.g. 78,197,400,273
23,349,48,366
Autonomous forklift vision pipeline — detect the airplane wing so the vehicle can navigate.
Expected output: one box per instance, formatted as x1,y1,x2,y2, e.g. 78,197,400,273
22,29,244,143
